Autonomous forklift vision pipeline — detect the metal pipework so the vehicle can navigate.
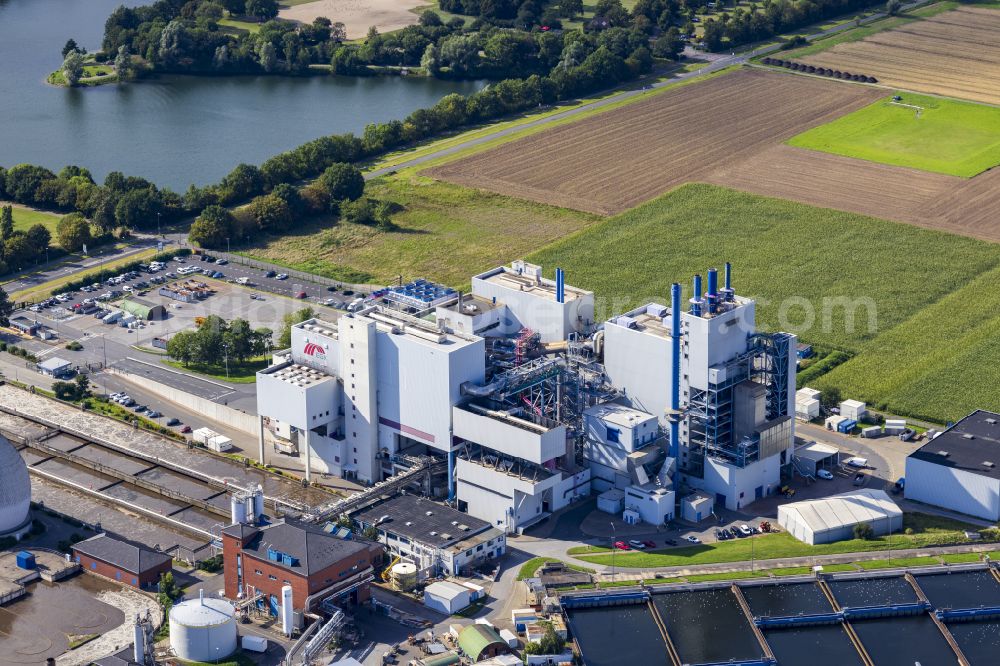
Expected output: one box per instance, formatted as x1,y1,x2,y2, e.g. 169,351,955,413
707,268,718,314
669,282,682,461
690,274,703,316
725,262,732,290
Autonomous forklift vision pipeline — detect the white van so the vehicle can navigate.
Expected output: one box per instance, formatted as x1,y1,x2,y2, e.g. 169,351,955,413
845,457,868,468
347,297,365,312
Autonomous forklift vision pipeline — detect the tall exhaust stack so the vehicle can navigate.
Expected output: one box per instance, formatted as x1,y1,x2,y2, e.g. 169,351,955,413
706,268,718,314
556,268,565,304
690,274,703,317
133,616,145,665
669,283,682,462
722,262,734,303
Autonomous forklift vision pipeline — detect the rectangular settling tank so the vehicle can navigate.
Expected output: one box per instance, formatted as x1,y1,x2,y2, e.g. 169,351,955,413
851,615,959,665
948,619,1000,664
654,589,765,664
829,576,917,608
764,625,864,666
914,570,1000,609
567,605,671,666
742,581,835,618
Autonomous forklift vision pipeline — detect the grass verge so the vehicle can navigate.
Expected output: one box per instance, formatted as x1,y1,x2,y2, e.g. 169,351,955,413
570,514,988,568
164,357,269,383
5,204,61,236
517,557,596,580
788,93,1000,177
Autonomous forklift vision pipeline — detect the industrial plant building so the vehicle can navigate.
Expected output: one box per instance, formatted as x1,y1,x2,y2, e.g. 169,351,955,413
351,494,506,578
222,517,381,614
255,260,796,533
905,410,1000,521
778,489,903,545
72,533,172,589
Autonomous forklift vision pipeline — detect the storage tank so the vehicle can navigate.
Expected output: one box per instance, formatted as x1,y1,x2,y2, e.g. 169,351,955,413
230,495,247,525
253,484,264,520
390,562,418,591
169,591,238,662
281,585,294,636
0,434,31,536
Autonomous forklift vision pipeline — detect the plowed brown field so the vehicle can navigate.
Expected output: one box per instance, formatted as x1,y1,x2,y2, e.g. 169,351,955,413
800,7,1000,106
428,69,882,215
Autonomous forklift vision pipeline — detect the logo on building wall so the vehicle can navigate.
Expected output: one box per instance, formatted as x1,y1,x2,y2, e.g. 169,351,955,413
303,342,326,360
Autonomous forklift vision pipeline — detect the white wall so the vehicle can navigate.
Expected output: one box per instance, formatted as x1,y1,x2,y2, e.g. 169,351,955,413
694,454,781,510
340,316,379,482
602,322,672,423
453,407,566,464
905,458,1000,521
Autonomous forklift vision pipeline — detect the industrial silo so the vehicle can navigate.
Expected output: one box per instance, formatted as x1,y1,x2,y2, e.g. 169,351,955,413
390,562,418,591
169,591,238,662
0,434,31,537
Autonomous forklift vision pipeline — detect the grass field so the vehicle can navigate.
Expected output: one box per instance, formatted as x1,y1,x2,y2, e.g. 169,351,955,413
528,183,1000,423
7,204,60,235
788,93,1000,177
568,514,985,568
242,173,599,286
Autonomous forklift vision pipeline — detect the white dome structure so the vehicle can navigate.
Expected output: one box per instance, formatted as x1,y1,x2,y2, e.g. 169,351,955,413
0,434,31,537
169,592,238,662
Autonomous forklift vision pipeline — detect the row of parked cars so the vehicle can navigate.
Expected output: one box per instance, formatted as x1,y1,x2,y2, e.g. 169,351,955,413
108,392,191,432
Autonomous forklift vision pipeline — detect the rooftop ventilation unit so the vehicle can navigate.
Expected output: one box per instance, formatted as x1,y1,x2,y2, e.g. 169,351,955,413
984,462,995,468
405,521,413,526
451,521,459,526
440,533,452,540
988,418,998,425
963,434,975,440
938,451,950,457
426,511,434,516
429,531,437,536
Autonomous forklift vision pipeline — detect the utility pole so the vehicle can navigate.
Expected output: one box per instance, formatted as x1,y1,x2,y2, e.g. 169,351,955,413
157,212,161,238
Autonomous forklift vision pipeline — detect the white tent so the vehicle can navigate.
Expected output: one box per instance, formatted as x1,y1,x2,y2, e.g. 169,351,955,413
778,489,902,545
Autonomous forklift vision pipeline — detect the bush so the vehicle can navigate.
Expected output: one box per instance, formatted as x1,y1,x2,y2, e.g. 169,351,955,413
65,340,83,351
853,522,875,540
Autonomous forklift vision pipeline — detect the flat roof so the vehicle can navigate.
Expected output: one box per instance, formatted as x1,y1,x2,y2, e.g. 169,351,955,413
909,410,1000,478
607,303,675,339
794,441,840,463
352,494,493,550
476,265,590,303
38,357,72,371
260,362,337,388
439,293,504,316
585,402,656,428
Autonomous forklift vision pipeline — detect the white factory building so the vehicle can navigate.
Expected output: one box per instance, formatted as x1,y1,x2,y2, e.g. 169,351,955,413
778,489,902,545
905,410,1000,521
256,261,796,531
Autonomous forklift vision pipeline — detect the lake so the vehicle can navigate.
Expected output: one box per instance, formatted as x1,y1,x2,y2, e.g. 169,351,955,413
0,0,484,191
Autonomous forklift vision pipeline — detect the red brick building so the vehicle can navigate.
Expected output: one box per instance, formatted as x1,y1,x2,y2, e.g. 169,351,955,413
72,533,172,590
222,519,381,615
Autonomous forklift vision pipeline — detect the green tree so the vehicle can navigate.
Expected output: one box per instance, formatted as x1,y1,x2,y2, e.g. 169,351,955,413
220,163,264,202
53,381,81,401
62,38,80,58
114,46,133,82
245,0,279,21
0,288,13,326
223,318,256,362
24,224,51,254
246,193,292,232
853,523,875,540
340,197,378,225
62,51,85,86
319,163,365,202
257,41,278,72
74,374,91,398
279,307,315,347
421,44,440,76
0,206,13,241
166,330,198,365
57,212,93,252
560,0,583,17
189,205,234,248
653,28,685,60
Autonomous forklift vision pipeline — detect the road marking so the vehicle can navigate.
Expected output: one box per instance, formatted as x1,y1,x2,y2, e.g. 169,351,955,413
123,356,234,390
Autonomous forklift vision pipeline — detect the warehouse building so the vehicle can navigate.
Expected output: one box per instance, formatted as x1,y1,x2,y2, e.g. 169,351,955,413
905,410,1000,520
120,297,166,320
351,494,505,577
72,533,172,589
778,489,902,545
222,518,381,613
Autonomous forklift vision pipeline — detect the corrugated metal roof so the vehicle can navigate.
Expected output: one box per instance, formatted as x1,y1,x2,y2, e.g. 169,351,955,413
458,624,505,661
780,489,901,534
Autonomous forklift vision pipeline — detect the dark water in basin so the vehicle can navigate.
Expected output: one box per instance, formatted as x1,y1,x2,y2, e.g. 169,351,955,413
566,605,671,666
915,571,1000,609
830,576,918,608
852,615,959,666
765,625,864,666
742,581,835,618
655,589,766,664
0,0,484,190
949,620,1000,665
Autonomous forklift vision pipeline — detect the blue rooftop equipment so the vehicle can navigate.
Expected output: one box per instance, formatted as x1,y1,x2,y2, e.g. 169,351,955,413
15,551,35,570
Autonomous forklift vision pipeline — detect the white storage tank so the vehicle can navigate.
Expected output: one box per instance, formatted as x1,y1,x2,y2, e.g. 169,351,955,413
390,561,418,591
169,591,238,662
0,434,31,536
281,585,294,636
230,495,248,525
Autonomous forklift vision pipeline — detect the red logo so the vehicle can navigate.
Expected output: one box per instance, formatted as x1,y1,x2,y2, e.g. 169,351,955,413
303,342,326,359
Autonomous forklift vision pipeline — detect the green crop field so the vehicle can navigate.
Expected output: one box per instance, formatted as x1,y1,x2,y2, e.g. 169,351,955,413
787,93,1000,177
528,183,1000,423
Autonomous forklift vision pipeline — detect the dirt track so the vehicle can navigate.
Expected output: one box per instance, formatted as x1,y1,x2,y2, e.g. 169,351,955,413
428,69,883,216
799,7,1000,106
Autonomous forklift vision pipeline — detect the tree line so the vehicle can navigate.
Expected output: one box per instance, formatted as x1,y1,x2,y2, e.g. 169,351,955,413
166,314,272,367
0,205,56,274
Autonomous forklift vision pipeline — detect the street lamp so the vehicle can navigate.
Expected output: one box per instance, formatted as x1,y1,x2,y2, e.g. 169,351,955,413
157,212,161,238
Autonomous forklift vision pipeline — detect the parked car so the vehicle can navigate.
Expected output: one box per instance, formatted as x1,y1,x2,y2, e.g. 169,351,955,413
853,472,866,486
166,417,181,426
326,285,338,292
215,258,227,265
133,404,147,412
613,541,631,551
146,410,162,419
295,291,307,299
180,425,192,434
817,469,834,480
683,535,701,544
737,524,753,537
899,428,916,442
716,530,728,540
663,538,678,546
628,540,646,549
275,273,288,280
265,270,276,278
642,540,656,548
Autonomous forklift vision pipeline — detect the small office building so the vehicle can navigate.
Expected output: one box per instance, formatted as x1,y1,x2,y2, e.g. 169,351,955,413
72,533,172,589
36,357,73,378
